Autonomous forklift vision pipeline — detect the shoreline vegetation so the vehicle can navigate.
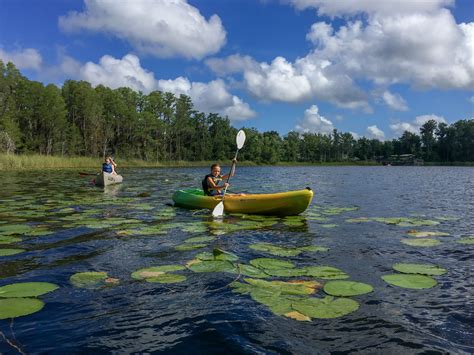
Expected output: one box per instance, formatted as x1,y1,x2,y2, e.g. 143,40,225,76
1,154,472,171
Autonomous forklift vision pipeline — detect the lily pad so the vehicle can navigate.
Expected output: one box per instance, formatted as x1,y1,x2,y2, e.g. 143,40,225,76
345,217,370,223
131,265,185,280
0,248,25,256
401,238,441,247
323,281,373,296
175,243,207,251
0,298,45,319
0,224,33,235
249,243,328,257
0,236,22,244
238,264,269,278
291,296,359,319
457,237,474,245
187,260,237,273
184,236,215,243
142,274,187,283
392,263,447,276
303,266,349,280
196,249,239,262
70,272,109,288
382,274,437,289
0,282,59,298
245,278,321,295
406,231,450,238
250,258,295,270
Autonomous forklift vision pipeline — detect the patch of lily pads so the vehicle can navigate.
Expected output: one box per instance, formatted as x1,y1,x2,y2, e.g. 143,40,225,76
0,282,59,319
249,243,328,257
0,248,25,256
406,230,450,238
231,278,360,320
401,238,441,247
457,236,474,245
0,236,22,244
345,217,441,227
70,271,119,288
131,265,186,283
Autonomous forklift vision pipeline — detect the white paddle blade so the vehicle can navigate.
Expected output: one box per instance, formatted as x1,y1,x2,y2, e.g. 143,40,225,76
236,130,246,149
212,201,224,217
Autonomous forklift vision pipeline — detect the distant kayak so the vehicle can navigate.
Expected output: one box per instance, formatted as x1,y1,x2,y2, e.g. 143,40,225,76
172,188,313,216
95,172,123,187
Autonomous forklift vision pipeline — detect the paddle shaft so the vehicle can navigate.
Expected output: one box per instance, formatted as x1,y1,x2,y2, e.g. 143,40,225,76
222,150,239,195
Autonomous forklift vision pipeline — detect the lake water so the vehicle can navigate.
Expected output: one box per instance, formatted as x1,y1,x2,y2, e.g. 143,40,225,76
0,166,473,354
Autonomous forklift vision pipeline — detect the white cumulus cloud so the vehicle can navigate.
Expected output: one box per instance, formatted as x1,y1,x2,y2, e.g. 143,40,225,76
294,105,334,134
294,2,474,90
382,90,408,111
366,125,385,140
157,77,256,121
390,114,446,136
59,0,226,59
0,48,42,70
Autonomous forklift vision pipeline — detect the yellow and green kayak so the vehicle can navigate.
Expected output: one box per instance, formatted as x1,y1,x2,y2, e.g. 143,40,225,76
172,188,313,216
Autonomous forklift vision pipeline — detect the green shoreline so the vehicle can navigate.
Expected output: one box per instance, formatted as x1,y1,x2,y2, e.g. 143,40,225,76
0,154,472,171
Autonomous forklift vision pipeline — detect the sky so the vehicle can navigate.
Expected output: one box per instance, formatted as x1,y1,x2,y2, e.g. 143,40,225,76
0,0,473,140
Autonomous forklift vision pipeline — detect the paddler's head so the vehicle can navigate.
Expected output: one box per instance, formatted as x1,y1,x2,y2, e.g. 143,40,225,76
210,164,221,177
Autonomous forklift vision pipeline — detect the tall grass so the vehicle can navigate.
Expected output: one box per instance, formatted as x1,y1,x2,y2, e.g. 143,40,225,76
0,154,257,171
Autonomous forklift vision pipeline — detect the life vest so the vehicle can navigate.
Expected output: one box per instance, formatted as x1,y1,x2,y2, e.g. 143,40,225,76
202,174,222,195
102,163,113,173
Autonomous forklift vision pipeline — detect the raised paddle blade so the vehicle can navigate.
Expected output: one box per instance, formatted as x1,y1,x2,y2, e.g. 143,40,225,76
212,201,224,217
236,130,246,149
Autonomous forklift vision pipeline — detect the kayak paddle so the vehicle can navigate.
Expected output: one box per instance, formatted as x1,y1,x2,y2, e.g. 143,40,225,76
212,130,246,217
79,172,97,176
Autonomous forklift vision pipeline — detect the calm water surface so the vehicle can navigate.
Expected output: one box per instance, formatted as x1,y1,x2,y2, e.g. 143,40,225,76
0,166,473,354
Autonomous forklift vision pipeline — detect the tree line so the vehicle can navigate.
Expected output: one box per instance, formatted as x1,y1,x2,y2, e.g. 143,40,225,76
1,60,473,163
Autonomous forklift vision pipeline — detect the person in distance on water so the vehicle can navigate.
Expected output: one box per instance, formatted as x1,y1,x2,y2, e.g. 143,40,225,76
102,156,117,175
202,159,237,196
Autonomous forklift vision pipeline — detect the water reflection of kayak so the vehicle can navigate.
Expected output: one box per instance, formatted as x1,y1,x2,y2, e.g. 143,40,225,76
172,188,313,216
95,172,123,187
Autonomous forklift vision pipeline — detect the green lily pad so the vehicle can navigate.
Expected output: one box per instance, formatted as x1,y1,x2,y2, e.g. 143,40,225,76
303,266,349,279
323,281,373,296
382,274,437,289
291,296,359,319
142,274,187,283
320,224,338,228
262,268,307,277
175,243,207,251
184,236,215,243
0,236,22,244
238,264,269,278
345,217,370,223
457,237,474,245
131,265,185,280
0,282,59,298
250,258,295,270
0,224,33,235
392,263,447,276
401,238,441,247
245,278,320,295
249,243,328,257
0,248,25,256
0,298,45,319
406,231,450,237
70,272,109,288
196,249,239,262
187,260,237,273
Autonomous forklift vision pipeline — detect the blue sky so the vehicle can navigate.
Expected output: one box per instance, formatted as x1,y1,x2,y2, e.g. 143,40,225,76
1,0,473,139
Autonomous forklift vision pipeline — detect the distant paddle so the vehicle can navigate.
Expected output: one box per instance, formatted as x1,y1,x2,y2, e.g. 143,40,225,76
79,172,97,176
212,130,246,217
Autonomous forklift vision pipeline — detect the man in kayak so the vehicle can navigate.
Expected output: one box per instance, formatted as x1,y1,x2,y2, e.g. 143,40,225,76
202,160,236,196
102,156,117,175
